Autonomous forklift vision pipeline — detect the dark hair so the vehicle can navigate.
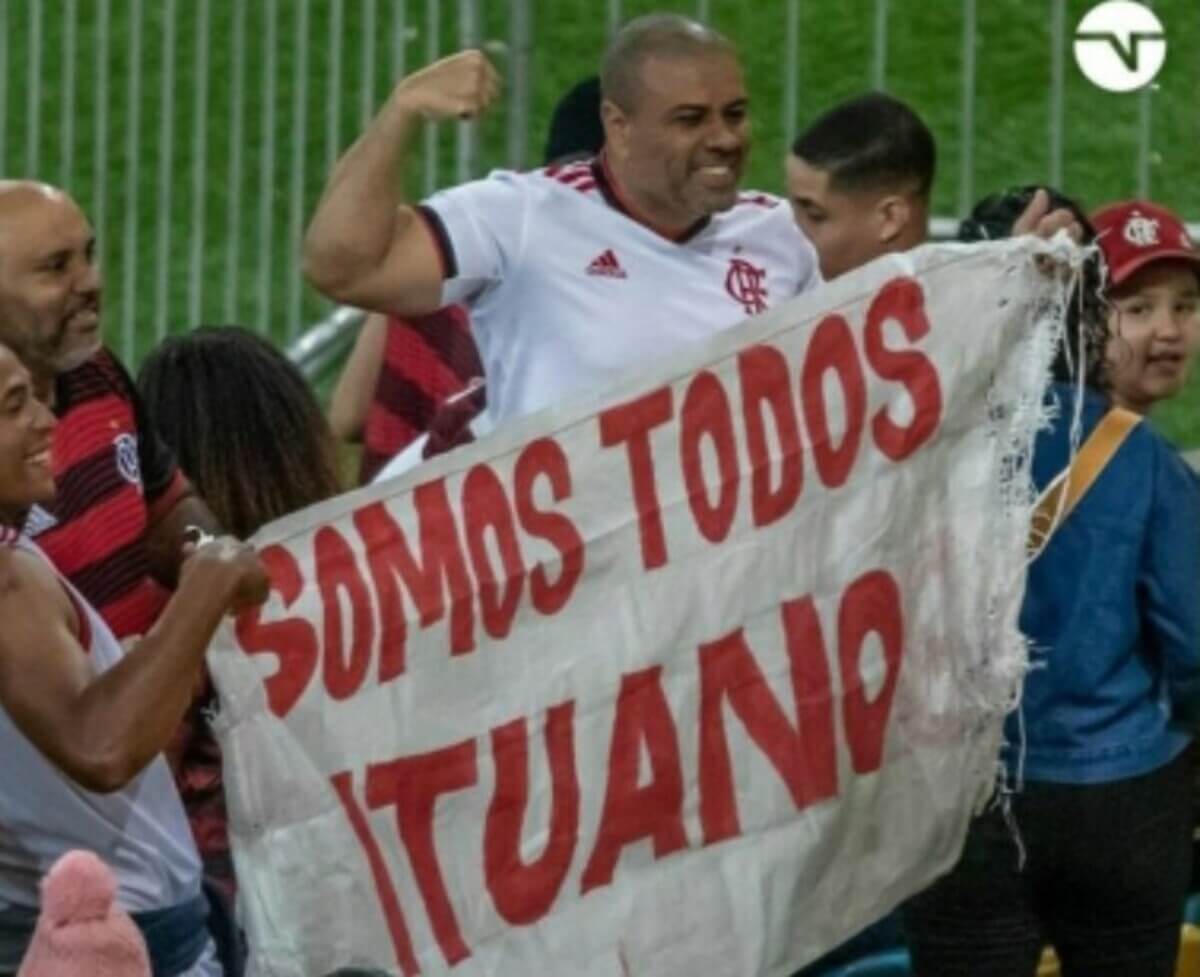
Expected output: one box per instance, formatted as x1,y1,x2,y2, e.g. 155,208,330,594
600,14,735,113
138,326,341,538
544,76,604,165
791,93,936,200
958,186,1107,389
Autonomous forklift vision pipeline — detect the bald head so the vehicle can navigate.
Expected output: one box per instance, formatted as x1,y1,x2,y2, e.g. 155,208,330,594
0,180,77,234
600,14,736,114
0,181,101,373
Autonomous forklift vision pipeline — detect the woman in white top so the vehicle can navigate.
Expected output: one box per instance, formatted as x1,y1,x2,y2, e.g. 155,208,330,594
0,338,267,977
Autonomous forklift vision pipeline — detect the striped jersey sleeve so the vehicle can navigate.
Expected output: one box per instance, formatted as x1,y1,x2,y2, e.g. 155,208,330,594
30,350,177,639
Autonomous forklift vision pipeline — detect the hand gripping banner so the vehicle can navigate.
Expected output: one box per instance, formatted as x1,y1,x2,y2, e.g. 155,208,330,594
210,237,1078,977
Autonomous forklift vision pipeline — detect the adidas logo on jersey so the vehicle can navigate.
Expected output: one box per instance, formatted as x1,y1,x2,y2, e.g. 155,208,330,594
585,249,627,279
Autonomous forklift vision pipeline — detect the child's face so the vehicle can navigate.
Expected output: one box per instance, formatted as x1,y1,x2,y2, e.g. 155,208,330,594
1105,261,1200,413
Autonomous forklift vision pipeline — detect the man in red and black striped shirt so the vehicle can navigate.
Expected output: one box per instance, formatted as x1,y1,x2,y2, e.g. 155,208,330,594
329,305,483,484
0,181,222,641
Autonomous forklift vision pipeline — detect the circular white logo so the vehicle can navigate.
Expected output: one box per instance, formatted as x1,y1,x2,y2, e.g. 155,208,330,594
1123,213,1161,247
1073,1,1166,93
114,433,143,489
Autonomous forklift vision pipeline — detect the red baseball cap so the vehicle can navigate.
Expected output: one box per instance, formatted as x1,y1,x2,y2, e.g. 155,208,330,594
1091,200,1200,288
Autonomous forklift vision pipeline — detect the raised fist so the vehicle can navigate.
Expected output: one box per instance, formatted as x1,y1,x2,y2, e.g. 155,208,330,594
394,50,502,122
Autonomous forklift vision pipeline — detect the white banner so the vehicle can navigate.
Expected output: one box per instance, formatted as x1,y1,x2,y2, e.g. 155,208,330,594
211,238,1073,977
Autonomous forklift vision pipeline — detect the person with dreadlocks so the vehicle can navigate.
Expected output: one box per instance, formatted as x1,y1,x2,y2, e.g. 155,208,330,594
137,326,343,909
900,187,1200,977
139,327,342,539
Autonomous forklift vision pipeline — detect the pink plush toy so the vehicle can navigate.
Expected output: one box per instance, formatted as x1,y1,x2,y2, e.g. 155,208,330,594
17,850,150,977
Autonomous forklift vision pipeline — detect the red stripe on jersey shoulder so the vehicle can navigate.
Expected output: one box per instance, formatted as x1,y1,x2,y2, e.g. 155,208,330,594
737,193,779,209
541,161,593,185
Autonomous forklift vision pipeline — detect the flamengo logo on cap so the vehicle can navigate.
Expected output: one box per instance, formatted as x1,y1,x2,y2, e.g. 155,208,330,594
1123,212,1161,247
1073,1,1166,93
585,250,627,279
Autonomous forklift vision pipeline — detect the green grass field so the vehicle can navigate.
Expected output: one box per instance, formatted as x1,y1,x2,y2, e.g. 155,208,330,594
3,0,1199,445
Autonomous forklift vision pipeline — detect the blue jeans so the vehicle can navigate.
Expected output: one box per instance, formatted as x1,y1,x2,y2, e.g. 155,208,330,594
903,750,1192,977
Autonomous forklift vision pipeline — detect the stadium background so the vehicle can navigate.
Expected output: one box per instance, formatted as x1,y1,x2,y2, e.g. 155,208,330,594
2,0,1197,445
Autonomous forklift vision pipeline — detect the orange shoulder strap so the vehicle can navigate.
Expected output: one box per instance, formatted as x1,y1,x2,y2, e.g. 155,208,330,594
1027,406,1141,558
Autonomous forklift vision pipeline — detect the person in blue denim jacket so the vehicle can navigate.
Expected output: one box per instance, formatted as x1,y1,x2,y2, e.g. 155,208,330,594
904,190,1200,977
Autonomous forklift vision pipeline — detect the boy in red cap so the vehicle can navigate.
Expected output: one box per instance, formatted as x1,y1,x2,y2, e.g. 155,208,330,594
1092,201,1200,415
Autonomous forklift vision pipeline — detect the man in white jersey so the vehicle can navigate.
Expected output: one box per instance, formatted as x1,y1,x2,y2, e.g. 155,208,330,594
304,14,821,425
0,341,267,977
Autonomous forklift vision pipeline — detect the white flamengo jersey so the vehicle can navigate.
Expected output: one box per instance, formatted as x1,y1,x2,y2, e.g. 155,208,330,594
0,534,203,917
420,156,822,424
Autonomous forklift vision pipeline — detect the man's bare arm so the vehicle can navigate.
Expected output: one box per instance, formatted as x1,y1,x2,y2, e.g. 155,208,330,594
0,541,266,793
303,51,501,315
329,312,389,442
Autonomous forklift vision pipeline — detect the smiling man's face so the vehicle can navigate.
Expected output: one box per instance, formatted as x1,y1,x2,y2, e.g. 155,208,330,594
0,183,102,374
603,50,750,231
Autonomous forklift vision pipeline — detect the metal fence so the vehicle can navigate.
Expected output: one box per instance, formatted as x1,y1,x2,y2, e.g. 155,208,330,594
1,0,1195,370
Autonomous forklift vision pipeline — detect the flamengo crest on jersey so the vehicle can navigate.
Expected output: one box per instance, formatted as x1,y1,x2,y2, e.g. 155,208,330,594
422,157,821,424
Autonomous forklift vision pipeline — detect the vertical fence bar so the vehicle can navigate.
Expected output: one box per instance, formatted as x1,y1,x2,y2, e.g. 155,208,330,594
783,0,800,142
361,0,378,126
1049,0,1065,187
696,0,711,22
1134,0,1156,198
26,0,43,177
153,0,178,342
257,0,279,329
326,0,344,174
223,0,248,322
120,0,144,364
287,0,312,340
507,0,532,170
1136,86,1153,198
93,0,111,288
957,0,977,216
423,0,440,195
872,0,888,89
607,0,622,40
455,0,480,184
390,0,406,82
186,0,211,329
61,0,78,188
